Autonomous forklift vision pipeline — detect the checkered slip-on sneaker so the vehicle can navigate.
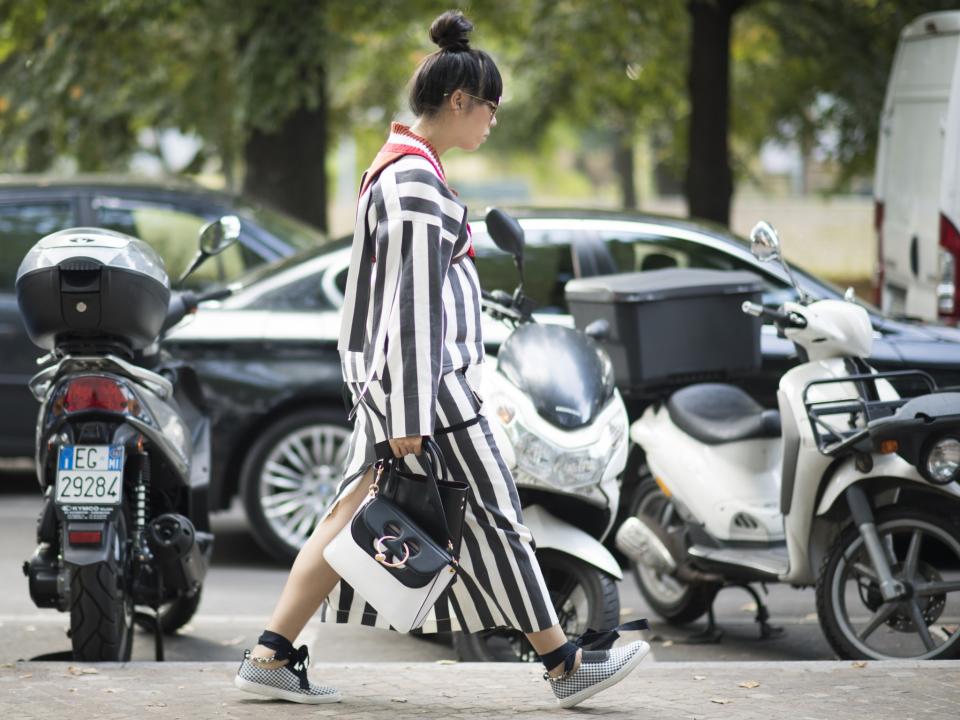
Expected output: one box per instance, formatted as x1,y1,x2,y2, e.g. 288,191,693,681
234,650,341,704
547,640,650,709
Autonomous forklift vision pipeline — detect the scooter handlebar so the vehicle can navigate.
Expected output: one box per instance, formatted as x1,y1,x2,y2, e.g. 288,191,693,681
741,301,807,329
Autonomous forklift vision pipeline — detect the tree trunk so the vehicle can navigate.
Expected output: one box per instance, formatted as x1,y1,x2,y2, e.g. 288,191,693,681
242,100,327,232
685,0,746,226
613,129,637,210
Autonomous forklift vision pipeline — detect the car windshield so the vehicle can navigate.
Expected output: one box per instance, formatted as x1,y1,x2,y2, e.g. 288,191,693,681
236,200,329,253
471,216,881,316
235,237,351,287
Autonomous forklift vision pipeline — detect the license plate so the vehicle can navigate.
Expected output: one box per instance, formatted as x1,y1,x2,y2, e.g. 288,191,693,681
55,445,124,506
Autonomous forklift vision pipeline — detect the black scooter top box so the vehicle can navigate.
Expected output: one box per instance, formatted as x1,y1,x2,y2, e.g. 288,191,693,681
565,268,764,395
16,227,171,353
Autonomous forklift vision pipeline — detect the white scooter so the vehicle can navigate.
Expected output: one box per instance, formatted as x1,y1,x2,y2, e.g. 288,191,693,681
617,221,960,660
453,209,629,662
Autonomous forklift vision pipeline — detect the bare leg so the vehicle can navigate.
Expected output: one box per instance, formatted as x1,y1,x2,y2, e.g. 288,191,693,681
248,464,577,677
250,467,376,667
526,626,582,678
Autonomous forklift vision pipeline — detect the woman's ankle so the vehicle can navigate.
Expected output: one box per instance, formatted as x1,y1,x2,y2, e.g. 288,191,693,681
547,648,581,678
249,643,289,669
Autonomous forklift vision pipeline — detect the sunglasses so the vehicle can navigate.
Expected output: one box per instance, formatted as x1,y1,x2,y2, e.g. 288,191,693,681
447,91,499,117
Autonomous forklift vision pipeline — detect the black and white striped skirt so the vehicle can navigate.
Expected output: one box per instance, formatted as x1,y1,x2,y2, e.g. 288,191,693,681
320,370,558,635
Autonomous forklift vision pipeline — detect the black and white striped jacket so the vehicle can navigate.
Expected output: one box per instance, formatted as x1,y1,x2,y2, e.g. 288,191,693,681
338,125,483,439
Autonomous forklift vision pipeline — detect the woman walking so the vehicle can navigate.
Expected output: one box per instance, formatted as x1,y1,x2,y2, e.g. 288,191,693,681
234,10,649,710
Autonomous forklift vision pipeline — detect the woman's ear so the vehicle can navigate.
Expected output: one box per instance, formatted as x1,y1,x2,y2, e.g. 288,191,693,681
448,89,464,112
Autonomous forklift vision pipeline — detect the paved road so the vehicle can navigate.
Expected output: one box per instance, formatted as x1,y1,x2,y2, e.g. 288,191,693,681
0,470,835,664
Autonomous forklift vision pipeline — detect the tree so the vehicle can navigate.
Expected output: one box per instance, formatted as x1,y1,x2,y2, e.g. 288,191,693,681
685,0,750,225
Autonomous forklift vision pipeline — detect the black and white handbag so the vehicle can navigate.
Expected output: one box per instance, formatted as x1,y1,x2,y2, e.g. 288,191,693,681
323,438,467,633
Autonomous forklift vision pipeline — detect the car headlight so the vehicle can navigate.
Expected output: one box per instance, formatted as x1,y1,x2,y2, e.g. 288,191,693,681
924,436,960,485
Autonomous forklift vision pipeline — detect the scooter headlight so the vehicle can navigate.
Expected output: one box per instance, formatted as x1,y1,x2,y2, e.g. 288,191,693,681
923,437,960,485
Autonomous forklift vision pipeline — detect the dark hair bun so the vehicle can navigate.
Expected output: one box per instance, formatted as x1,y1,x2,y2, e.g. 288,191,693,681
430,10,473,52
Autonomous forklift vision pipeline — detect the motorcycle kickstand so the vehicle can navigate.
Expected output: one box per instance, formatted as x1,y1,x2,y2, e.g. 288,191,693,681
133,576,166,661
679,606,724,645
734,583,784,640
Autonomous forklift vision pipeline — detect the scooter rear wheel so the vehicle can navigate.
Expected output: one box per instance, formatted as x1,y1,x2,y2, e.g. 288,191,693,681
630,476,720,626
69,561,134,661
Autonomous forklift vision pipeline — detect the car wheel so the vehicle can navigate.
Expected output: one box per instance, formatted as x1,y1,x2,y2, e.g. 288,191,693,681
240,408,352,563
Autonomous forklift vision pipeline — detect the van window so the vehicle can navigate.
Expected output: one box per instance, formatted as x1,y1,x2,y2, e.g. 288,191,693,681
0,202,74,290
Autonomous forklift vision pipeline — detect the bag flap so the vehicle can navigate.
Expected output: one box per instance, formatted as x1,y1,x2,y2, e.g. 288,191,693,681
350,497,453,589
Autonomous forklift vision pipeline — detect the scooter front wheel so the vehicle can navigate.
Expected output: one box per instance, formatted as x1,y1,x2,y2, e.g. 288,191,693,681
817,507,960,660
452,550,620,662
631,476,719,625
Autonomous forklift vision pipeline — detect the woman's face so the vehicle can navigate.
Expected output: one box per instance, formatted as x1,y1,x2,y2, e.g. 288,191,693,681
451,90,498,151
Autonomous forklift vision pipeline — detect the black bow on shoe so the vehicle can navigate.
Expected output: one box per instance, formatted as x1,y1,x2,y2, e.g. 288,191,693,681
257,630,312,690
574,618,650,651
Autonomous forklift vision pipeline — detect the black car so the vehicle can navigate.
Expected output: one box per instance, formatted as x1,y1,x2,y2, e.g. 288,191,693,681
157,209,960,562
0,176,327,457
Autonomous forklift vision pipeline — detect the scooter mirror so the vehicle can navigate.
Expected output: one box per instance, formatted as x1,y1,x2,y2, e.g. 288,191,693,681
485,208,525,290
177,216,243,285
199,215,242,256
750,221,781,262
844,286,856,303
485,208,525,262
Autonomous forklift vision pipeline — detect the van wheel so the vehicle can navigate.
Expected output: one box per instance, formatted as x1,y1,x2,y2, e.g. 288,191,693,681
630,474,719,625
241,408,352,563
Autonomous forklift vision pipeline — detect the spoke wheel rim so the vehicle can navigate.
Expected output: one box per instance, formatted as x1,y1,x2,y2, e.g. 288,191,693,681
832,517,960,660
258,422,351,552
635,490,688,605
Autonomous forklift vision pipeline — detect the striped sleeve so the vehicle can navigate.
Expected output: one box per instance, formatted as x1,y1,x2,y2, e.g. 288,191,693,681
378,164,460,438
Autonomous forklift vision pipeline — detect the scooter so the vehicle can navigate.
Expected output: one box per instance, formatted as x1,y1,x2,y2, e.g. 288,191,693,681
16,217,240,661
616,221,960,661
452,208,630,662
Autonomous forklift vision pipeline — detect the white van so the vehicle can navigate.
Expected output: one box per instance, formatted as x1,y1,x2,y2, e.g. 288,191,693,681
875,11,960,322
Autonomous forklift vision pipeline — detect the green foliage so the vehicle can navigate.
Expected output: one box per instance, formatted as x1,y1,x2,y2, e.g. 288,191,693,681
735,0,960,189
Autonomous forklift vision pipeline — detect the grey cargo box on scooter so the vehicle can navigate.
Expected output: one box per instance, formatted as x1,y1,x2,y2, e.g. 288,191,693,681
565,268,764,395
15,227,171,352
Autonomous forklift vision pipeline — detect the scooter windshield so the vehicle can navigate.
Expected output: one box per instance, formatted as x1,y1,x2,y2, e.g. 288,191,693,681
497,324,614,429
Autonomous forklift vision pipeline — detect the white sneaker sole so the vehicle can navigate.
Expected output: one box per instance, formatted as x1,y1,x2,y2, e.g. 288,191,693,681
234,675,342,704
556,641,651,709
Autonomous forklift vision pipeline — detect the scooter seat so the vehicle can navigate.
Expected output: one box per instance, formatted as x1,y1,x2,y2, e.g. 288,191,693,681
667,383,781,445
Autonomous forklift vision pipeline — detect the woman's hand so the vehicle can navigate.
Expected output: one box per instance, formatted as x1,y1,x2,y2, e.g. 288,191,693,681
388,435,424,457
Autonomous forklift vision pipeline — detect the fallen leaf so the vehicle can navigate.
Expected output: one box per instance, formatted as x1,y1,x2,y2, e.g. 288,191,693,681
68,688,78,693
0,663,14,669
104,688,122,693
852,661,868,669
694,675,707,681
738,681,761,689
711,698,734,705
435,659,457,665
391,698,408,703
661,640,674,648
80,668,99,675
19,673,33,679
145,703,167,709
739,602,757,613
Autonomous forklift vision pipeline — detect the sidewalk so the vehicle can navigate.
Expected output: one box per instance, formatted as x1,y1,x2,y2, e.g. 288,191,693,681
3,660,960,719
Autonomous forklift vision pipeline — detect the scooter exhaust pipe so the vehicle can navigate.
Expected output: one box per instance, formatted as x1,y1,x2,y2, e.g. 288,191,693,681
615,516,680,574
